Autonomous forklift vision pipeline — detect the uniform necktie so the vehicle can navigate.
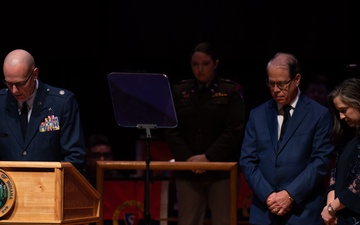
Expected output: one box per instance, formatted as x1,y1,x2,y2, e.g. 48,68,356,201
279,105,291,141
20,102,29,140
198,86,207,102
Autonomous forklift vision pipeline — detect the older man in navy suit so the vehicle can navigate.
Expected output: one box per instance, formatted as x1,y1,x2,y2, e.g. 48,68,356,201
240,52,334,224
0,49,86,170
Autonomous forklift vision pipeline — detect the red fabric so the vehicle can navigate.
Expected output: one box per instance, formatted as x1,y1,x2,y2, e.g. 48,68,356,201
103,180,162,220
238,173,252,209
103,177,252,223
140,140,174,161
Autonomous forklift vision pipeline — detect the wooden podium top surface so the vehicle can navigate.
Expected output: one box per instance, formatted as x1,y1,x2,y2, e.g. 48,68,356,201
0,161,71,168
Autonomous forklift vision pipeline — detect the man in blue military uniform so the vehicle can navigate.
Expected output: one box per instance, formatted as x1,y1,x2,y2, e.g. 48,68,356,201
0,49,86,170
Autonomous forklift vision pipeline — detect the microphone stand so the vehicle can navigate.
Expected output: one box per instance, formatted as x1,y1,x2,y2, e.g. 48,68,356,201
137,124,157,225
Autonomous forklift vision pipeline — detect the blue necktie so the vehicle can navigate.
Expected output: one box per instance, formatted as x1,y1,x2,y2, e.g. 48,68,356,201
20,102,29,140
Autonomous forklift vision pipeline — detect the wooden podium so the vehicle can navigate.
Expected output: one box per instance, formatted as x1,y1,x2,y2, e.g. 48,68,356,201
0,161,100,225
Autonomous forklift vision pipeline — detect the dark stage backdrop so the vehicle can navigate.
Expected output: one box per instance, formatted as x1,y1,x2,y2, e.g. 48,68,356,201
1,1,359,160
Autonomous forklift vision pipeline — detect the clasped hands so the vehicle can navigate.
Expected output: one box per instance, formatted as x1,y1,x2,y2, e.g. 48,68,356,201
187,154,209,174
266,190,293,216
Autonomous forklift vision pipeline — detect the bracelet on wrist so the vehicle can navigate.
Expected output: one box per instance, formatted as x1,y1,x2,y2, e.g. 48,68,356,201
327,203,336,216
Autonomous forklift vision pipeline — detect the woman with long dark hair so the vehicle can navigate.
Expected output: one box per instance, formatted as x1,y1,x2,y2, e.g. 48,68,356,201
322,78,360,225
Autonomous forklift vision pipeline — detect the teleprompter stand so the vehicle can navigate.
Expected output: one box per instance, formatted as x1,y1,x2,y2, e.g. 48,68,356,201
108,72,178,225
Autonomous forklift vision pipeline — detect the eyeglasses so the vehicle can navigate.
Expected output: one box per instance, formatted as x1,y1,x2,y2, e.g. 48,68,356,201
266,78,293,90
3,68,34,88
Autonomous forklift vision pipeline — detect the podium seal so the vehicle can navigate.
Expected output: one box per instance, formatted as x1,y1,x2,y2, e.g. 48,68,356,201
0,169,16,217
113,200,144,225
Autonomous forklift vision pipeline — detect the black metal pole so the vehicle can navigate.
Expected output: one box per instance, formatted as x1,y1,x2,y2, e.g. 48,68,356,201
144,134,151,225
137,124,156,225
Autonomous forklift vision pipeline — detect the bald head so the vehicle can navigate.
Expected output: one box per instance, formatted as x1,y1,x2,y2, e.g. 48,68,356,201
3,49,38,102
3,49,35,72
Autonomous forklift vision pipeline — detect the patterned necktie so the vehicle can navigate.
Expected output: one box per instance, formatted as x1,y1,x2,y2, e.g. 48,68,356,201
279,105,291,141
20,102,29,140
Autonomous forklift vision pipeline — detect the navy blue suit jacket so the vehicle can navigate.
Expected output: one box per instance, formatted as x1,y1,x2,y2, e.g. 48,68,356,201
240,93,334,224
0,80,86,169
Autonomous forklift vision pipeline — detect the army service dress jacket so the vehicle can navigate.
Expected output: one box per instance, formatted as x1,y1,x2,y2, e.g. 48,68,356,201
166,76,246,181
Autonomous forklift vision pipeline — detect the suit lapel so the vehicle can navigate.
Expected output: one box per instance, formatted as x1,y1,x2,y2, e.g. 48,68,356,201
266,101,279,151
24,84,47,144
4,93,24,147
277,94,311,151
4,83,49,147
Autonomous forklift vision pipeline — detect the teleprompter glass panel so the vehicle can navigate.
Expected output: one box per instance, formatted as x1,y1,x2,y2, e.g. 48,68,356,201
108,72,178,128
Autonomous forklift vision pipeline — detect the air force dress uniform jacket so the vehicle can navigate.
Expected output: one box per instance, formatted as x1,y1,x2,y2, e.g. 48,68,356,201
0,80,86,169
166,76,246,181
